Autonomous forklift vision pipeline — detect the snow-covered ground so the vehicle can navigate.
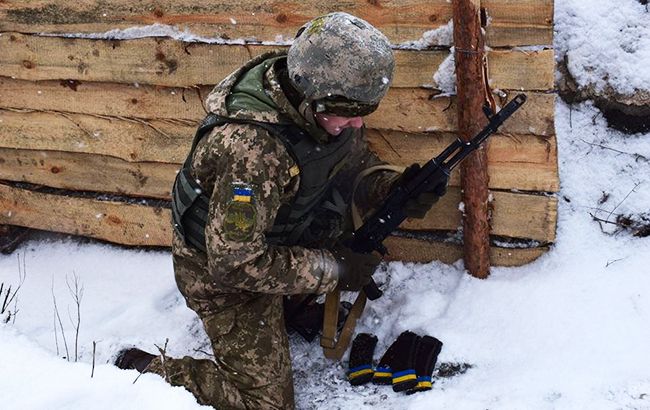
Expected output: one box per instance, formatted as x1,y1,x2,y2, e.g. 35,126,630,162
2,1,650,409
555,0,650,95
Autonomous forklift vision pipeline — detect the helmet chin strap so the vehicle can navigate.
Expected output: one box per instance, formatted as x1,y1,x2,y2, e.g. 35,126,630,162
285,74,333,143
298,96,333,144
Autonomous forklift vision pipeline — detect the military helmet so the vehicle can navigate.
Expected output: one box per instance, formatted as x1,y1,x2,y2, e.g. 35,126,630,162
287,12,395,116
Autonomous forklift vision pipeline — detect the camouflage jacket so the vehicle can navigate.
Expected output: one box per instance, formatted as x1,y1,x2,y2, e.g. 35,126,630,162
172,51,397,304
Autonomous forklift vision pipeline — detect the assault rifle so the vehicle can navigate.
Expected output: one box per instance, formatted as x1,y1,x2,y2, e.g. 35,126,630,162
349,94,527,300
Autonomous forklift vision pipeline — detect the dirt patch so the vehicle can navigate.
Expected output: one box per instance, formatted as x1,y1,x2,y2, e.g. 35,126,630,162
616,213,650,238
435,362,473,378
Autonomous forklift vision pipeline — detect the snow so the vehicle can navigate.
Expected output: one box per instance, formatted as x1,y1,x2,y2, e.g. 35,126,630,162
433,50,457,95
3,1,650,409
44,23,293,46
555,0,650,95
396,20,454,50
40,20,456,50
0,328,208,410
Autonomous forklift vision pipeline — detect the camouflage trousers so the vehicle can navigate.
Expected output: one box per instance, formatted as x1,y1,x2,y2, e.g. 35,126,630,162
146,255,295,409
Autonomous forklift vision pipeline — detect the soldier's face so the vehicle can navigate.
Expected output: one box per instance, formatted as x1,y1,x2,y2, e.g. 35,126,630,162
314,113,364,136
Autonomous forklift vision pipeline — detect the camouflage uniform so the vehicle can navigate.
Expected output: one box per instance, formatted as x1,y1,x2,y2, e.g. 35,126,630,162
146,48,396,410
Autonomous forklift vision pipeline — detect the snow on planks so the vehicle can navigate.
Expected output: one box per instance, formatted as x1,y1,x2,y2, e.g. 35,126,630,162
0,0,553,47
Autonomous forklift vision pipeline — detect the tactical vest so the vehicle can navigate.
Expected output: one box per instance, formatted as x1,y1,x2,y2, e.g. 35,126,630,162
172,114,354,253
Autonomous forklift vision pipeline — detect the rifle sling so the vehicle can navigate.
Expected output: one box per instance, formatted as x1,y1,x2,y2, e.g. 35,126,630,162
321,290,367,360
321,164,404,360
320,290,340,352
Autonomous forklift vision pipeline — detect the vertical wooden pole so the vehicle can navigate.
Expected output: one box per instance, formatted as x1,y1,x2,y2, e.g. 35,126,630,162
453,0,491,279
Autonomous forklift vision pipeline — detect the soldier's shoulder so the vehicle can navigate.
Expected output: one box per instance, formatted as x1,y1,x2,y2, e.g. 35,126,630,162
193,122,284,159
203,122,296,179
222,122,282,150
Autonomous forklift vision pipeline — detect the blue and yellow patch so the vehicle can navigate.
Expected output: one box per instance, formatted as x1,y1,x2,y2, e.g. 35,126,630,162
232,185,254,203
224,184,257,242
392,369,417,385
348,364,373,380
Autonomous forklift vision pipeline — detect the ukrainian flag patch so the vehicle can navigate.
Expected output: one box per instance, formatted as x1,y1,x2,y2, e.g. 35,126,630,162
224,183,257,242
232,184,254,203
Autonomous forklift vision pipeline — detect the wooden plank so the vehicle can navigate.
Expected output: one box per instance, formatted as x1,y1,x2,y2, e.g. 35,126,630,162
488,49,554,91
0,111,558,194
0,110,559,193
383,236,548,266
0,133,557,200
0,98,557,196
366,130,559,192
0,110,193,163
0,77,206,122
0,184,548,266
0,33,445,88
0,34,554,89
491,191,557,242
487,26,553,49
0,183,171,246
0,85,555,137
0,1,552,46
0,148,179,199
0,1,451,44
398,188,557,242
2,159,556,241
496,92,555,137
483,0,554,47
0,117,558,194
0,32,263,87
366,90,555,136
0,77,208,122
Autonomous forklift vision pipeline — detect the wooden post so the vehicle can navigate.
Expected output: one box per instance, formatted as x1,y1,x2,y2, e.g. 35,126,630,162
453,0,491,279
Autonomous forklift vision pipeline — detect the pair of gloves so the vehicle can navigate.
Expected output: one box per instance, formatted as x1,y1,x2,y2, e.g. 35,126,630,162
347,331,443,394
333,164,448,291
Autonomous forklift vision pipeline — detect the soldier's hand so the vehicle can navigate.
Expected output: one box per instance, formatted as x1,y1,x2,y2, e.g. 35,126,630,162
399,163,449,219
331,244,381,291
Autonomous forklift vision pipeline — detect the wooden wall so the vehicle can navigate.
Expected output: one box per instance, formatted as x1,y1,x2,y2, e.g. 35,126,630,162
0,0,557,266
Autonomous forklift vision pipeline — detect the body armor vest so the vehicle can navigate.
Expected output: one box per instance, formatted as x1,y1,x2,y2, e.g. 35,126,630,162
172,114,354,253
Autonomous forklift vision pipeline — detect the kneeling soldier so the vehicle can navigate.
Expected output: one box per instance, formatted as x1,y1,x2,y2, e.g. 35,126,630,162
116,12,442,409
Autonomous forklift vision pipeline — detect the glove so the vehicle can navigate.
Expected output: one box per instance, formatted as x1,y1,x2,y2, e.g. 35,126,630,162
398,164,449,219
347,333,378,386
406,335,443,395
331,244,381,291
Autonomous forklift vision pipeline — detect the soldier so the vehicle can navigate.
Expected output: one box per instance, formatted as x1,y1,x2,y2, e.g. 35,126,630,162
115,12,445,410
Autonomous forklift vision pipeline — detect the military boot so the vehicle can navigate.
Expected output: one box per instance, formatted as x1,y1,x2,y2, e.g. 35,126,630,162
114,348,156,372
